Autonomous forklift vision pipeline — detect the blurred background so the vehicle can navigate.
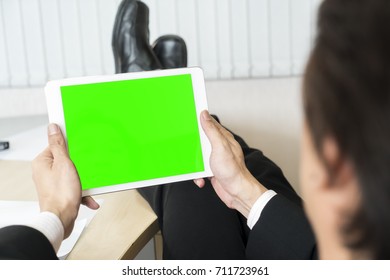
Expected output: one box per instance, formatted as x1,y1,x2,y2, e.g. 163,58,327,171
0,0,323,192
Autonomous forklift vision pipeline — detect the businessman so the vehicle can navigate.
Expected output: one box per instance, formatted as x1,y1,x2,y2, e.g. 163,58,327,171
0,124,98,260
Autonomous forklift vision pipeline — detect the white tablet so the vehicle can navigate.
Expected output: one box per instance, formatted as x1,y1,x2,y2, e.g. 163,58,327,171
45,67,212,196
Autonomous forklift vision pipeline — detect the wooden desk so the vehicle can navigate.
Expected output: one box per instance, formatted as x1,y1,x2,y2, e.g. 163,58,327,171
0,160,159,259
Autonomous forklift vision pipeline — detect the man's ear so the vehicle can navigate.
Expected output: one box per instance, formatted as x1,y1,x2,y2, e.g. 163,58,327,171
321,136,360,208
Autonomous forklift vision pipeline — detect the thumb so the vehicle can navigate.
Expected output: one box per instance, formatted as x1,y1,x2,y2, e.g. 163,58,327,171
200,110,226,149
47,123,68,157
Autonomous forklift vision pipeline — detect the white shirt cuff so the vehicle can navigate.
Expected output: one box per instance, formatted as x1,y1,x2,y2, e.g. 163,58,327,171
247,190,277,230
27,212,64,253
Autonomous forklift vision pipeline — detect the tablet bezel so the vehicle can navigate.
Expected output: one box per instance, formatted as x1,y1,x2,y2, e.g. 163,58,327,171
45,67,212,196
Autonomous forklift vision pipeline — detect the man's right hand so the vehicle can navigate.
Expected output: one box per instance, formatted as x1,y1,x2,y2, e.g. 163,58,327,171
194,111,267,218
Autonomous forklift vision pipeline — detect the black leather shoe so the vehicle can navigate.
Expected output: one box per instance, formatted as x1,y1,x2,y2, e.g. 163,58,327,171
112,0,161,73
152,35,187,69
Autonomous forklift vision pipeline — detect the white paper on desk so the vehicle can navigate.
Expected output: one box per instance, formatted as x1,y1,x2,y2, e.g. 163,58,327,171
0,200,103,259
0,125,47,161
58,218,86,260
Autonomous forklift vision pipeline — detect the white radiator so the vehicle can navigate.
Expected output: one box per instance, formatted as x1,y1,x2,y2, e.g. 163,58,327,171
0,0,322,88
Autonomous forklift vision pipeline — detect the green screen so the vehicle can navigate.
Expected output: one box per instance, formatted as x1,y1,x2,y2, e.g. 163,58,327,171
60,74,204,190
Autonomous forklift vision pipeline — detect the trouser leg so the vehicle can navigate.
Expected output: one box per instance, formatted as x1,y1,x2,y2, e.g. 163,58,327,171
138,180,248,259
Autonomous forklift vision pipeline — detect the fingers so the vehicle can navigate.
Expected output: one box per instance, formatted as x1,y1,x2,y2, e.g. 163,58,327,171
31,147,51,184
201,111,242,158
193,178,206,188
82,196,100,210
47,123,68,157
201,111,236,144
201,111,227,148
32,146,51,169
33,146,53,163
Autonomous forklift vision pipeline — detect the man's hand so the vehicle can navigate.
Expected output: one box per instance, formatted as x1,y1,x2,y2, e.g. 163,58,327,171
194,111,267,218
32,124,98,239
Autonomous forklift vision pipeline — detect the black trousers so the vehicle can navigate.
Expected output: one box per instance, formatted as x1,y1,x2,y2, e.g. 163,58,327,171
138,129,316,260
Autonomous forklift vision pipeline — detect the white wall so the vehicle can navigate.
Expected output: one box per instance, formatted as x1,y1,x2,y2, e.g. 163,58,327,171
0,87,46,117
206,77,303,192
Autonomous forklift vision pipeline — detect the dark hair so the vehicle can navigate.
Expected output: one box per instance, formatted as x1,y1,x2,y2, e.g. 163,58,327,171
304,0,390,259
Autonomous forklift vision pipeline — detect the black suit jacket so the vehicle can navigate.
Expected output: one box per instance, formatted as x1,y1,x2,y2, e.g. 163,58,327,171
241,142,317,259
0,225,57,260
246,195,317,259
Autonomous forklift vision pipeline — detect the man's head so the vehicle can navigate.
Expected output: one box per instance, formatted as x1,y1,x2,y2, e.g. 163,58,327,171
300,0,390,259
